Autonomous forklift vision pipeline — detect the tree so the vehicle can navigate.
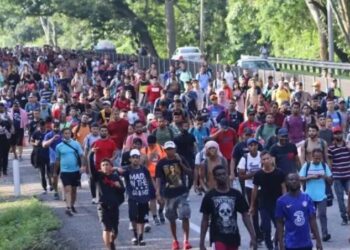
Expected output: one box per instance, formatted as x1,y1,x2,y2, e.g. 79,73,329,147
331,0,350,46
165,0,176,57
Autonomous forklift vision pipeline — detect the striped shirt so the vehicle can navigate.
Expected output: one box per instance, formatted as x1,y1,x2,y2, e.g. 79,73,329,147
39,89,54,102
328,143,350,179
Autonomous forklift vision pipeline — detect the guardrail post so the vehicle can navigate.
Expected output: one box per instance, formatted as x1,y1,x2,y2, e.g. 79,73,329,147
13,159,21,197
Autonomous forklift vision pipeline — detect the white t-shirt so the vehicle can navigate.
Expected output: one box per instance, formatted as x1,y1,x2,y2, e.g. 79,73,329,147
237,151,261,189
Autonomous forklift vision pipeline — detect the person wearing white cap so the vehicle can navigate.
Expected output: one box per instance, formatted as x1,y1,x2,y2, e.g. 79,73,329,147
155,141,193,250
117,148,155,246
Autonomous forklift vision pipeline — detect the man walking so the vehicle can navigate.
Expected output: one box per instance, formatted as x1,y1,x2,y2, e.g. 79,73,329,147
55,128,86,216
199,164,257,250
156,141,193,250
276,173,323,250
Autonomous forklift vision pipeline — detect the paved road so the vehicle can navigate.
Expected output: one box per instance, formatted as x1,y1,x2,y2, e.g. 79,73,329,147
1,149,350,250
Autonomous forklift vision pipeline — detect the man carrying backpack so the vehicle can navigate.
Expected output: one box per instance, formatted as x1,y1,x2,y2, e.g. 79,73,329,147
299,148,332,242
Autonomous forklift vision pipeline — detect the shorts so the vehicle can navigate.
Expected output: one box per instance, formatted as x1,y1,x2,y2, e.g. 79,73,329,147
60,171,81,187
128,200,149,224
97,204,119,233
165,193,191,222
212,242,238,250
11,128,24,146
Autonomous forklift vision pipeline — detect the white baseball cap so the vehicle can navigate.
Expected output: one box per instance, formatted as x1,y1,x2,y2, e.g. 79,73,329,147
130,149,141,157
164,141,176,149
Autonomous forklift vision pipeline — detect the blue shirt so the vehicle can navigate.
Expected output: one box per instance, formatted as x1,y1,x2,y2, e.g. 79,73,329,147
299,162,332,202
190,126,209,152
44,131,62,163
275,192,315,249
55,139,83,173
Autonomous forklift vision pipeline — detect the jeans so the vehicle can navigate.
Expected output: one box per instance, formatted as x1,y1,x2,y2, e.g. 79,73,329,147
38,159,51,191
0,140,10,175
260,206,276,248
314,199,328,237
245,187,263,239
334,178,350,221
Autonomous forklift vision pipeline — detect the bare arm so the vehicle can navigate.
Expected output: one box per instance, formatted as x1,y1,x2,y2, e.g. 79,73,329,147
199,213,209,250
309,214,323,250
276,218,285,250
249,185,259,213
229,158,236,181
242,212,257,249
238,169,254,180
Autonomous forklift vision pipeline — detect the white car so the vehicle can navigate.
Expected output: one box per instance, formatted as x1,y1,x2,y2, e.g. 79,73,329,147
237,56,276,72
171,46,203,62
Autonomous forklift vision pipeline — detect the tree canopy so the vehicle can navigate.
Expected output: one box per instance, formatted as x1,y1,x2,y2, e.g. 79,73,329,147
0,0,349,62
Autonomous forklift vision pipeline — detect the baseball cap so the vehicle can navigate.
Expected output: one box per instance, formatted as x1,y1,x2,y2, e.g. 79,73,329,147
130,149,141,157
247,108,256,115
332,127,342,133
278,128,288,137
164,141,176,149
338,98,345,103
247,138,259,145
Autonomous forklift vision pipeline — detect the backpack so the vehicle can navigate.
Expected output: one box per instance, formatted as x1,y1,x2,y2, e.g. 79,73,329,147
304,162,334,207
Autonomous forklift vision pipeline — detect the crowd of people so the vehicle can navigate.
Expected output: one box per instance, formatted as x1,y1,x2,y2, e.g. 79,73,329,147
0,45,350,250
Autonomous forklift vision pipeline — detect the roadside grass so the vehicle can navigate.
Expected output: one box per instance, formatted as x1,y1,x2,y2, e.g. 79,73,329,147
0,198,61,250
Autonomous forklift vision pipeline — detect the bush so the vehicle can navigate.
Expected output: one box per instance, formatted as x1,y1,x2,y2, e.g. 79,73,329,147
0,198,60,250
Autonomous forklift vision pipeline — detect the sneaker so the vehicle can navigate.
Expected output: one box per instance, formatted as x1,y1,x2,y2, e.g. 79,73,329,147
54,192,59,200
42,190,47,195
144,223,151,232
91,198,97,204
172,240,180,250
159,212,165,224
65,208,73,217
138,239,146,246
183,240,192,249
49,186,54,191
131,237,138,245
71,206,78,213
154,216,161,226
341,219,348,225
129,222,133,230
322,234,331,242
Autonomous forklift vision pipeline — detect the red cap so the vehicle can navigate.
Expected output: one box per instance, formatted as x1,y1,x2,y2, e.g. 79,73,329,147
332,127,342,133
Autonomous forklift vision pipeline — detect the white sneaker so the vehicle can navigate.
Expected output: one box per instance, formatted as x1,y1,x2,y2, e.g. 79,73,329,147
91,198,97,204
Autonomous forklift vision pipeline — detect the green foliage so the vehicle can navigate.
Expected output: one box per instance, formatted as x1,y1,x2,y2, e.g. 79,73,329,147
0,198,60,250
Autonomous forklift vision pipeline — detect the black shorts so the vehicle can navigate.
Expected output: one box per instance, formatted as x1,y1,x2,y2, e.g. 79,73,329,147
11,128,24,146
128,200,149,224
60,171,81,187
97,204,119,233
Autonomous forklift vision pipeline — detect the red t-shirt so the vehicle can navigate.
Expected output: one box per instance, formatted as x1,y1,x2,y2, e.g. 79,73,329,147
215,129,237,160
146,84,162,103
237,120,261,136
92,139,117,170
107,119,129,150
113,98,130,111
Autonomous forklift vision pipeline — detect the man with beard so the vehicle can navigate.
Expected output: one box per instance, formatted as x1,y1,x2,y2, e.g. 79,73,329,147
124,120,148,150
270,128,301,175
328,127,350,225
276,173,323,250
43,122,63,199
199,165,257,250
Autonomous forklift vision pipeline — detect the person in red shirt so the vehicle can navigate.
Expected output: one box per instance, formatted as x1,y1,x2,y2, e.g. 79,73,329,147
91,125,118,171
210,118,237,170
238,109,261,138
113,89,131,111
146,77,162,109
107,109,129,152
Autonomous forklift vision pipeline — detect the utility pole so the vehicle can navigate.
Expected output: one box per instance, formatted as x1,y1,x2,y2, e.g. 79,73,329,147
200,0,204,52
327,0,334,62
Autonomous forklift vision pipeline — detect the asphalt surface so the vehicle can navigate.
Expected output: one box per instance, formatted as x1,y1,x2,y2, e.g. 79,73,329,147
1,148,350,250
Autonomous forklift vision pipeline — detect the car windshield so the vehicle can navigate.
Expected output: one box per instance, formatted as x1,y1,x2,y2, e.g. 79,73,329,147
180,48,200,54
242,60,274,70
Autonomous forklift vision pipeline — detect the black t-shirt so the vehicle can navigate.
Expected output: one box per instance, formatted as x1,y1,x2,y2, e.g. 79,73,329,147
32,130,49,159
12,110,21,129
200,188,248,247
269,143,298,175
253,168,285,208
174,131,196,166
96,171,125,207
155,158,188,198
